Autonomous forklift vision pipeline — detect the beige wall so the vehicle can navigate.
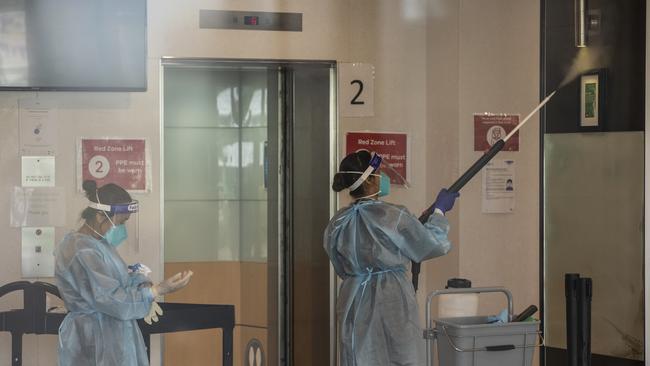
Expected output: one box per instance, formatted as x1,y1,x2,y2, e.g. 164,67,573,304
0,0,541,365
422,0,541,322
163,262,267,366
423,0,462,318
457,0,540,314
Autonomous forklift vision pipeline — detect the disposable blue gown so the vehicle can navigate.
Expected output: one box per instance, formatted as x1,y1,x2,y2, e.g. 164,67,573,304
324,200,451,366
55,232,154,366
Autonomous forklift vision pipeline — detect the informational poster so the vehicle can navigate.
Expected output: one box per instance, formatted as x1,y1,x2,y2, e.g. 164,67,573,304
339,63,375,117
474,114,520,151
22,227,55,278
19,98,58,156
346,132,408,185
21,156,55,187
78,138,151,192
10,187,66,227
482,159,515,213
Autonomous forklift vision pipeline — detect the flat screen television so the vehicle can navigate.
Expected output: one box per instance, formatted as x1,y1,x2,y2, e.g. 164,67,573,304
0,0,147,91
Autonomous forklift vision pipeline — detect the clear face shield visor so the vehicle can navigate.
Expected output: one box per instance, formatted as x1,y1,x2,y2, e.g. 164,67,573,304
340,152,410,191
87,193,140,247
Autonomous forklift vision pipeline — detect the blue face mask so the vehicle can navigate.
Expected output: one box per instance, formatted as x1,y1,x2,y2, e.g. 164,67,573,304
378,173,391,197
99,211,128,247
104,223,128,247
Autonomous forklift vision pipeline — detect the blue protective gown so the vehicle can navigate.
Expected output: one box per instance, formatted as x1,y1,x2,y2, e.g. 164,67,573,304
55,232,154,366
324,200,451,366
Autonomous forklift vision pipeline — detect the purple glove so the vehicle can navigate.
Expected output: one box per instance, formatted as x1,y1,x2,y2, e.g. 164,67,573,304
433,189,460,213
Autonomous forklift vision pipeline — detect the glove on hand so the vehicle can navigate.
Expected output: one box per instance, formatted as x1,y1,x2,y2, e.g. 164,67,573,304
432,188,460,213
144,301,163,325
152,271,193,297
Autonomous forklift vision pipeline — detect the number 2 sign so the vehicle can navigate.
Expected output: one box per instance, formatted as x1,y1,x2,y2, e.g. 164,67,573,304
339,63,375,117
78,138,151,193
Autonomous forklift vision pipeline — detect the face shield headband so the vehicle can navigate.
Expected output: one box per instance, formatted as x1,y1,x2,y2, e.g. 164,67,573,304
345,153,383,192
88,191,139,214
339,152,411,192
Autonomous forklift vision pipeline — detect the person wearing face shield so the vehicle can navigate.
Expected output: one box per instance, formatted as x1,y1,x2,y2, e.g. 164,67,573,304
323,150,459,366
55,180,193,366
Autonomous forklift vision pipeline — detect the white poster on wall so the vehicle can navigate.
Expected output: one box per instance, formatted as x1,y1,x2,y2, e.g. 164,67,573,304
22,156,55,187
22,227,55,278
339,63,375,117
19,98,58,156
482,159,515,213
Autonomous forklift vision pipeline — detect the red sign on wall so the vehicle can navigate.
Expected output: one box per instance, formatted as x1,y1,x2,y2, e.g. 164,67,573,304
346,132,408,184
474,114,520,151
79,138,149,192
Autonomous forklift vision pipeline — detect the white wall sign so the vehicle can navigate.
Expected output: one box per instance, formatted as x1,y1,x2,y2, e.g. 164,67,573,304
482,159,516,213
22,156,55,187
339,63,375,117
19,98,58,156
22,227,55,278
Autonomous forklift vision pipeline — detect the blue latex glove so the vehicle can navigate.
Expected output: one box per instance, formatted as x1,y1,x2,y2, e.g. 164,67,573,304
128,263,152,276
433,189,460,213
487,308,510,324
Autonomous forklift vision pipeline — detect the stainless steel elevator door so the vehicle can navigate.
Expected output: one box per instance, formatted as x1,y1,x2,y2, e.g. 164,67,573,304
285,65,333,366
162,60,335,366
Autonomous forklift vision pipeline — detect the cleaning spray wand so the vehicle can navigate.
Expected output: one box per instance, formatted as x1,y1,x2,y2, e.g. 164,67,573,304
411,91,557,292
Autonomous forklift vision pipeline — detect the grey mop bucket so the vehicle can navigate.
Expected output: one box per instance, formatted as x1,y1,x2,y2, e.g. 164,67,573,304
424,287,542,366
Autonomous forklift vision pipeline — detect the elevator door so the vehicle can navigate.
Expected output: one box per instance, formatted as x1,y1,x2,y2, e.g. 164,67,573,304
285,65,334,366
162,60,334,366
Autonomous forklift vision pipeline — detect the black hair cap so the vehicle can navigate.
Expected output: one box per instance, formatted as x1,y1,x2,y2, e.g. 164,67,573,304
332,150,373,196
80,180,132,221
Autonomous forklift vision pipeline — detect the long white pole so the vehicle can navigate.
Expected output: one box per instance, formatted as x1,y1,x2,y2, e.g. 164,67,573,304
504,91,557,142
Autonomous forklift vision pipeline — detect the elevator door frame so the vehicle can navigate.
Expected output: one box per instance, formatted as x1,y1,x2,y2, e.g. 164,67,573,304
159,58,338,366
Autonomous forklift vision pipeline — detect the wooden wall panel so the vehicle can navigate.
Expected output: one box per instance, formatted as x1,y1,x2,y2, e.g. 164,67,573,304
163,261,268,365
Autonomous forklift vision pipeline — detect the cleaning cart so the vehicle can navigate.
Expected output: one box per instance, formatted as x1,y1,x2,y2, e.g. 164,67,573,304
424,287,542,366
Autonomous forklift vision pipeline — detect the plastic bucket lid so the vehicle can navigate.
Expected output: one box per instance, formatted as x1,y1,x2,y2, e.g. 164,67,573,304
446,278,472,289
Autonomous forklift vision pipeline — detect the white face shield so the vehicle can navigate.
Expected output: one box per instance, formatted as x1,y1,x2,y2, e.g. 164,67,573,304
87,201,139,214
339,152,410,192
87,192,140,248
88,191,139,214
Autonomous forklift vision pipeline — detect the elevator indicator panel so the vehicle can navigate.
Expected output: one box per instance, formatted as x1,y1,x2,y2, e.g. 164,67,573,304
244,16,259,26
200,10,302,32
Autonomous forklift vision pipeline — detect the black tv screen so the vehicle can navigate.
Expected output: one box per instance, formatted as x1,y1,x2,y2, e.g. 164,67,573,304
0,0,146,91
